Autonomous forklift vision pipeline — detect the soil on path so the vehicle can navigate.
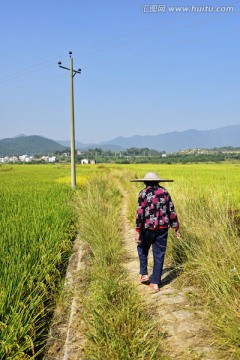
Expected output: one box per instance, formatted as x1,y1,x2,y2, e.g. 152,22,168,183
121,184,220,360
43,236,87,360
123,222,218,360
44,183,220,360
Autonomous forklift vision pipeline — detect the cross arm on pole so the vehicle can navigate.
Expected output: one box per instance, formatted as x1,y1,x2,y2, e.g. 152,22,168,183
58,62,81,76
58,64,70,71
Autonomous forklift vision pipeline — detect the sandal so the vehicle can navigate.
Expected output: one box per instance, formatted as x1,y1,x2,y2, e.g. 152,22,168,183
149,283,160,292
139,275,150,283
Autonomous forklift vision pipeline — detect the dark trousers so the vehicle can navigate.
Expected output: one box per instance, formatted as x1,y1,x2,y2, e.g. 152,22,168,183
137,228,168,286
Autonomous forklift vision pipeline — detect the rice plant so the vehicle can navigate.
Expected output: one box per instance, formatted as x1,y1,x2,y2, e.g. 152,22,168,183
0,165,76,358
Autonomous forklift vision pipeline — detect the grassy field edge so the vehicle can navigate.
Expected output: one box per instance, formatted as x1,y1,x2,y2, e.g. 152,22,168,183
74,176,164,360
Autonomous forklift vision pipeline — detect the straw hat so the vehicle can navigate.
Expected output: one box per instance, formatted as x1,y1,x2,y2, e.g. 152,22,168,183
130,171,173,182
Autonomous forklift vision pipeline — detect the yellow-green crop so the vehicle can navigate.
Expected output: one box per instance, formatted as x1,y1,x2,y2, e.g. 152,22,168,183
122,163,240,357
0,165,75,357
1,162,240,358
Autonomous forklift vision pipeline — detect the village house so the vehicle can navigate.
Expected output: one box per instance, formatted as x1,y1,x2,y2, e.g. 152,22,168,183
19,155,33,163
81,159,96,164
41,156,56,163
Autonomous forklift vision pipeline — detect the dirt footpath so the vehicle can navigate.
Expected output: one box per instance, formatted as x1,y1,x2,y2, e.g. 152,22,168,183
123,225,218,359
44,184,220,360
43,236,87,360
121,187,219,360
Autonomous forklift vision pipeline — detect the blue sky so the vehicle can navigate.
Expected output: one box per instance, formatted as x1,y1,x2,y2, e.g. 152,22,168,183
0,0,239,143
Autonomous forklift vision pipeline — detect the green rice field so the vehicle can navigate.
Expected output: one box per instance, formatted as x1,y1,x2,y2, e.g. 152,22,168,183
0,163,239,358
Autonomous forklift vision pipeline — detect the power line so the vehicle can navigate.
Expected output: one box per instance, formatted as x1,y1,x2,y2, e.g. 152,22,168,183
73,7,238,59
1,25,239,95
0,49,74,84
0,9,237,85
73,12,237,60
0,74,65,95
84,26,240,70
0,10,239,93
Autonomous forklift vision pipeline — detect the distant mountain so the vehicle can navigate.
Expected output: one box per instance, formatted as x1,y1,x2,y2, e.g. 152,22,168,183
14,133,26,138
58,140,86,148
58,140,124,152
0,135,67,156
96,125,240,152
1,125,240,155
60,125,240,152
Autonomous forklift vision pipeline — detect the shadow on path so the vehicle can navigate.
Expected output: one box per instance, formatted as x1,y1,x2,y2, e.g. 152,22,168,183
161,266,180,288
140,266,180,288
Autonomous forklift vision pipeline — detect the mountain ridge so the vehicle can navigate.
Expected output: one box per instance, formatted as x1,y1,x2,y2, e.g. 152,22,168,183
0,135,67,156
1,125,240,155
98,125,240,152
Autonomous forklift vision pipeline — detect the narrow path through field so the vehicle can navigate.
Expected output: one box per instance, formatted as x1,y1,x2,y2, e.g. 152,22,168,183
119,183,220,360
44,181,220,360
43,236,87,360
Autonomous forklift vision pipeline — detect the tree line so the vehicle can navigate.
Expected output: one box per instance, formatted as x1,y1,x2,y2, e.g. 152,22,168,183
55,147,240,164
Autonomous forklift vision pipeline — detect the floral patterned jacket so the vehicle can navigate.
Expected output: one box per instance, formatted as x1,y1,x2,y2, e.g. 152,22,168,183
136,185,179,232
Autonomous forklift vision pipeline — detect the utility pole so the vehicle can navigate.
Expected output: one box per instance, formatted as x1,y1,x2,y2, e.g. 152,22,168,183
58,52,81,188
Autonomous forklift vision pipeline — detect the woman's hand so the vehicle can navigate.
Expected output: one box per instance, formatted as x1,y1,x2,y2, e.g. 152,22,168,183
135,232,141,244
175,229,181,240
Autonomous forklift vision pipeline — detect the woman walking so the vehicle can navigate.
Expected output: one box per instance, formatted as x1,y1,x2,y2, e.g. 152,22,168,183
131,172,181,292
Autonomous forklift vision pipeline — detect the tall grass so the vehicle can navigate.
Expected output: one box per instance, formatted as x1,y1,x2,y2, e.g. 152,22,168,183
0,165,76,358
75,176,163,360
173,181,240,357
123,163,240,358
